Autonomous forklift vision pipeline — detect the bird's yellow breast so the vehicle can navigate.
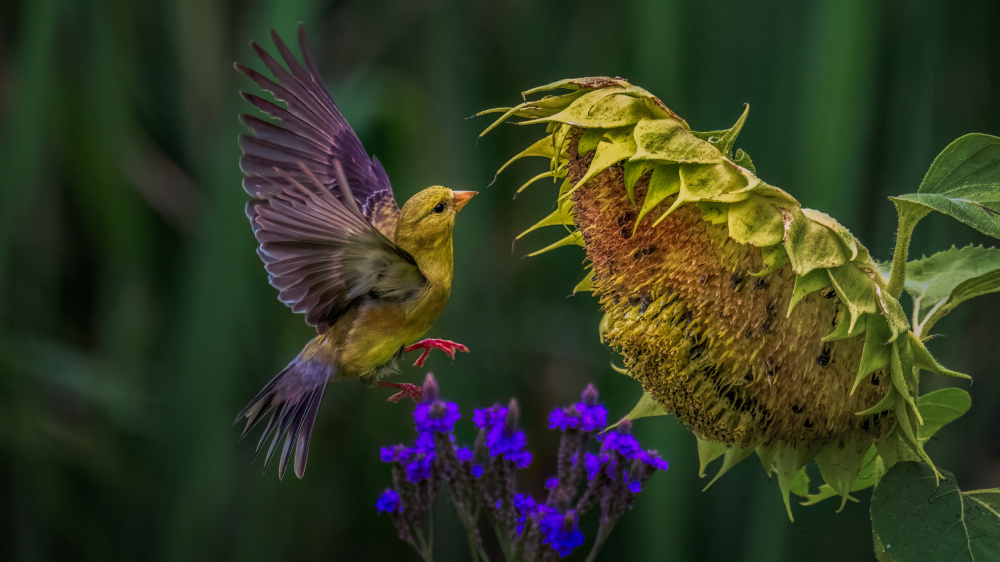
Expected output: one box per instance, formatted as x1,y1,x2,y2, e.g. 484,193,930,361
311,279,451,381
303,185,461,382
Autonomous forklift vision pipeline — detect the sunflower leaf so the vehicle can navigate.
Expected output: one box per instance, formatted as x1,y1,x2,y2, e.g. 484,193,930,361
883,245,1000,334
890,133,1000,240
916,388,971,441
871,462,1000,562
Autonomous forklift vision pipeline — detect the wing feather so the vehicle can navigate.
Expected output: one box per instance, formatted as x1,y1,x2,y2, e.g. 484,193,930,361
236,25,400,235
247,168,424,331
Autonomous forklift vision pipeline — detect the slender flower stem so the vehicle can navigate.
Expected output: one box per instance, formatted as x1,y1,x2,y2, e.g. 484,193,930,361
453,496,490,562
492,521,513,562
887,201,931,299
464,526,481,562
583,517,618,562
427,516,435,562
414,525,433,562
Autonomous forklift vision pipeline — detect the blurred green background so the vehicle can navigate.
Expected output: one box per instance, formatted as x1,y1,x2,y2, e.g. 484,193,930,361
2,0,999,560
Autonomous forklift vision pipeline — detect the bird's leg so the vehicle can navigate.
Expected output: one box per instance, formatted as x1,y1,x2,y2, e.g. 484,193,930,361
379,382,423,404
404,339,470,368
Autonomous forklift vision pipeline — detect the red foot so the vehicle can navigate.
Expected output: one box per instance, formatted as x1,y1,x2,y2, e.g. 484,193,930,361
404,339,470,368
379,382,423,404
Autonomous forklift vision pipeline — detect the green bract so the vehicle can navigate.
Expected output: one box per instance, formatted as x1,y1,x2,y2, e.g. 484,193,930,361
481,77,971,519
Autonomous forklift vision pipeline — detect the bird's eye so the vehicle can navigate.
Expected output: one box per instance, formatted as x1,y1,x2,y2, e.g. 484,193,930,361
433,202,446,214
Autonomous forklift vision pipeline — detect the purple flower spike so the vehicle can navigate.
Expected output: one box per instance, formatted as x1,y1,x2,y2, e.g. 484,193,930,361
474,403,532,468
487,422,525,454
514,493,537,512
414,400,461,434
404,449,433,482
641,450,670,471
577,402,607,432
376,489,401,514
540,509,585,557
602,428,642,460
472,406,496,429
513,493,537,536
507,450,533,469
585,452,601,480
549,406,582,430
380,444,406,463
549,392,607,432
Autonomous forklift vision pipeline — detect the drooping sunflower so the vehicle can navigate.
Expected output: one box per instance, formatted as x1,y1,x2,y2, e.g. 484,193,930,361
481,77,966,517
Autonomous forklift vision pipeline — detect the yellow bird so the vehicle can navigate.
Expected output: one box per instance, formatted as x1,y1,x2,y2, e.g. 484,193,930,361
234,26,474,479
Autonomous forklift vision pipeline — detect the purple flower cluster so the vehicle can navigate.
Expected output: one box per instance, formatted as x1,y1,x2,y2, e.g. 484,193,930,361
376,489,401,514
599,423,669,472
378,389,462,484
506,493,537,535
473,404,532,468
548,384,608,432
504,495,585,557
594,422,668,487
375,375,479,560
553,419,670,502
601,428,642,459
380,443,434,483
584,452,601,480
538,509,585,557
414,400,461,434
376,377,670,561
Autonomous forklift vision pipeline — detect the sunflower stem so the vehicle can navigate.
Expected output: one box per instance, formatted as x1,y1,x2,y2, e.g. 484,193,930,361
886,200,930,299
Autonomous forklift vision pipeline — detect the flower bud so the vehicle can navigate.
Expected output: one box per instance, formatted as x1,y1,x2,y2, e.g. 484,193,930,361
616,419,632,435
562,511,576,533
422,373,438,404
582,383,599,407
505,398,520,436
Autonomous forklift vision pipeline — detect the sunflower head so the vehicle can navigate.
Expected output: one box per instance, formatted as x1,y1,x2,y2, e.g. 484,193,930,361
482,77,964,518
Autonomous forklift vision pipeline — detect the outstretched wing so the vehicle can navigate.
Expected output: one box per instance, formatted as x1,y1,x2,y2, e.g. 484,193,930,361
249,167,426,332
237,25,400,237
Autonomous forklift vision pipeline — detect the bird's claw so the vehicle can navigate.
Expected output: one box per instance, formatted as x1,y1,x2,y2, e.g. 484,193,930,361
404,338,470,368
379,382,423,404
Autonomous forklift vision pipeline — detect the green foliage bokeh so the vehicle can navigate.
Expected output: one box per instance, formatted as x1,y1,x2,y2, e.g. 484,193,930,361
1,0,999,561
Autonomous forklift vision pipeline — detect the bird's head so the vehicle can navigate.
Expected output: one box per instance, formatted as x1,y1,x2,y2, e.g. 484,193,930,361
394,186,476,248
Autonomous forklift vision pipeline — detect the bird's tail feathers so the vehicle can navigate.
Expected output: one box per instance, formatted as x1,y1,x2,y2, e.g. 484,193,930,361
235,354,333,479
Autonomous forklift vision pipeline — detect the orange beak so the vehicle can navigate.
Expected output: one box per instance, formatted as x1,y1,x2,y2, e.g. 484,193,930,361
452,190,477,212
